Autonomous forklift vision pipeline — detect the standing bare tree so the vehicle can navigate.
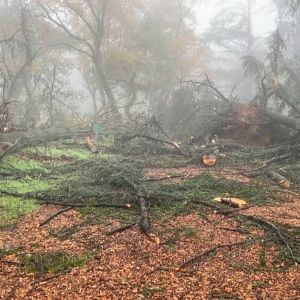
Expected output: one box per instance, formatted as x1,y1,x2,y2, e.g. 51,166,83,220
38,0,120,119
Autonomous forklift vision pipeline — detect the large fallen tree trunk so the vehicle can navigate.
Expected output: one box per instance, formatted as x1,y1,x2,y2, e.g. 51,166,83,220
0,126,93,161
0,126,92,144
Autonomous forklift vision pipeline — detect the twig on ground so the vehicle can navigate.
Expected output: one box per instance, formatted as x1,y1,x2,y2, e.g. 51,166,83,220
217,226,248,234
0,260,23,266
106,222,136,235
143,175,184,182
39,201,132,209
39,207,72,227
0,191,132,209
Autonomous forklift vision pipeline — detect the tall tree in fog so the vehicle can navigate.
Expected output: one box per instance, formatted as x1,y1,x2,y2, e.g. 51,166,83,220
38,0,121,118
0,0,80,128
272,0,300,56
0,1,41,128
205,0,260,99
121,0,206,115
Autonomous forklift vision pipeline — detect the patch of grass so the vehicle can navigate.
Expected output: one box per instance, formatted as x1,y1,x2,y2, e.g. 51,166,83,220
24,145,117,163
252,280,267,288
142,285,165,299
0,178,53,193
22,252,89,275
151,199,193,220
0,196,39,228
3,155,48,172
30,243,40,249
258,247,267,268
30,146,93,160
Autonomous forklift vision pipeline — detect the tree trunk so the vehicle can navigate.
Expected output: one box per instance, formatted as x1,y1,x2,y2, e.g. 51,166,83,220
265,110,300,131
93,57,121,120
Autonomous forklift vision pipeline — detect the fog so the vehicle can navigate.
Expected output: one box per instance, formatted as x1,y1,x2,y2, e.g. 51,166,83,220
197,0,276,35
0,0,299,144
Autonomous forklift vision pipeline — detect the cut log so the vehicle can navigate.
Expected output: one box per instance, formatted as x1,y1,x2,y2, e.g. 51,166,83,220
267,170,291,188
213,197,247,208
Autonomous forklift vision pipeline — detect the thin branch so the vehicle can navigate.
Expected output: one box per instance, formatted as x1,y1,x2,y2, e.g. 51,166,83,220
64,0,96,36
86,0,98,20
0,27,23,44
39,4,93,54
106,222,136,235
0,137,24,161
39,207,72,227
178,240,250,270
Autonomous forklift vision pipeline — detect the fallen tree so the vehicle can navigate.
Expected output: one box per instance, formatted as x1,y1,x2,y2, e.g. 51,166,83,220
0,126,92,144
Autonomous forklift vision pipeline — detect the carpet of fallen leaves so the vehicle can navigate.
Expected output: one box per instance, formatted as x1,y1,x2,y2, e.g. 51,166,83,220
1,195,300,300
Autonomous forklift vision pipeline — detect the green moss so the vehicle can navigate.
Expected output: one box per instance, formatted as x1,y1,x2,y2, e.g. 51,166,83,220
0,196,39,228
22,252,89,275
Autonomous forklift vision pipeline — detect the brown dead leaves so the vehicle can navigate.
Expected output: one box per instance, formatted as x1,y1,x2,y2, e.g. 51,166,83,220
0,201,300,299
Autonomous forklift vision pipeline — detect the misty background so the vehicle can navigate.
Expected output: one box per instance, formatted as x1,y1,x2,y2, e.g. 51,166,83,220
0,0,300,139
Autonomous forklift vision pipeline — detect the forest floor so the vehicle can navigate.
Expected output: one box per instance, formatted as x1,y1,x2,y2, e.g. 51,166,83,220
0,141,299,300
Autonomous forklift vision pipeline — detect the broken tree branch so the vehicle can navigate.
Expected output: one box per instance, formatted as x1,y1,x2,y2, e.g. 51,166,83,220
0,190,132,209
39,207,72,227
241,215,295,261
124,134,184,154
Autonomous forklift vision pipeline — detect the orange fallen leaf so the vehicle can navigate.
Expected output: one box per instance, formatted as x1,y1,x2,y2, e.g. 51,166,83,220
148,234,160,244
